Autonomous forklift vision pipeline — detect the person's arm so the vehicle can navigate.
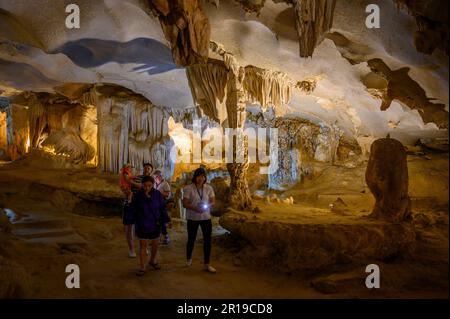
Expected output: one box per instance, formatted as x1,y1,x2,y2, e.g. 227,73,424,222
160,194,171,225
182,197,199,211
124,173,141,188
182,189,201,213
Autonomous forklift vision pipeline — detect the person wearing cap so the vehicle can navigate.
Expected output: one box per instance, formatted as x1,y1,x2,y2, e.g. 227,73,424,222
182,167,217,273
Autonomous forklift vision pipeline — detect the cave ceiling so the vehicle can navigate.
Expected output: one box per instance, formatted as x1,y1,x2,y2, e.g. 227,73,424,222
0,0,448,143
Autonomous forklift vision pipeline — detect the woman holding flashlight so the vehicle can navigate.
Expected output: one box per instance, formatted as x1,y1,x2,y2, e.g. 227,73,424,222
182,167,216,273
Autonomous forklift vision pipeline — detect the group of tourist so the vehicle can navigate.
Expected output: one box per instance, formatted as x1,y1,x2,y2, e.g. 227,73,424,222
119,163,216,276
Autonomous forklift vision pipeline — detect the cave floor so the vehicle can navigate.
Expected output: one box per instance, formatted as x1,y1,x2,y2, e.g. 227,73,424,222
0,156,448,298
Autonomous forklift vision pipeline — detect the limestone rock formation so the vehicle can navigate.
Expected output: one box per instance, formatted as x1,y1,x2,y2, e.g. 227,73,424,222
186,43,299,209
146,0,211,66
94,85,174,176
365,137,411,223
367,58,448,128
220,209,416,272
293,0,337,57
247,114,342,190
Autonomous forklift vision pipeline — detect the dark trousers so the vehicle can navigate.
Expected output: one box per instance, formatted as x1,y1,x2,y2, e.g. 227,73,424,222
186,219,212,264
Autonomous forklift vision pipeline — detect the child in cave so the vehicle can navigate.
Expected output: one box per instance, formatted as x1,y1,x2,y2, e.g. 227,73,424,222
153,169,174,245
119,164,142,258
132,175,171,276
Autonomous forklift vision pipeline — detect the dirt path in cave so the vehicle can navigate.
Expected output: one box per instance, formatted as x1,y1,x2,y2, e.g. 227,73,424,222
1,200,327,299
2,195,447,299
0,159,448,299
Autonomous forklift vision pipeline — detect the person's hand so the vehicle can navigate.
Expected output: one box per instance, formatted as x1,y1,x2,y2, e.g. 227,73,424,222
197,202,210,213
195,206,203,214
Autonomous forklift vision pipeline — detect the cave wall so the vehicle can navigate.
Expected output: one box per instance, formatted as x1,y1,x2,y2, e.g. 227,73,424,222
247,113,343,190
7,104,28,161
2,86,180,178
2,92,97,165
0,111,6,154
95,86,175,178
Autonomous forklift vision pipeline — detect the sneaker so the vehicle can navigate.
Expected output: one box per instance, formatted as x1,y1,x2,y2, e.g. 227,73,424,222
186,259,192,267
128,250,136,258
204,264,216,273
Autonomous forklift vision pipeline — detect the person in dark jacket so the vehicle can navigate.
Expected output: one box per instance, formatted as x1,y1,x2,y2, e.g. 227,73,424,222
133,175,171,276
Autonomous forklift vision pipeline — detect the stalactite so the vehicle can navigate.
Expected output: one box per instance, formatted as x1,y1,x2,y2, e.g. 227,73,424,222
209,41,293,112
186,62,229,124
243,66,293,111
168,106,200,129
226,68,253,210
293,0,336,57
95,86,174,175
145,0,211,66
97,95,129,173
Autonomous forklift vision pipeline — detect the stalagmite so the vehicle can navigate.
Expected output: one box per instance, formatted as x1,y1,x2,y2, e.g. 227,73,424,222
366,137,411,222
226,66,253,210
293,0,337,57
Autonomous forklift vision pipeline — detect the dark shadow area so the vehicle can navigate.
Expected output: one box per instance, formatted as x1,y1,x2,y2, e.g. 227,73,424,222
51,38,180,75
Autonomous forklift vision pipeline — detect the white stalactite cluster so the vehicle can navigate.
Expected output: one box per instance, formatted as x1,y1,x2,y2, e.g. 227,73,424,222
243,66,293,112
95,86,174,177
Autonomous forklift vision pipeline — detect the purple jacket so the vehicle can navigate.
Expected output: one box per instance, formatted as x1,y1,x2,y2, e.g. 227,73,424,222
132,188,170,234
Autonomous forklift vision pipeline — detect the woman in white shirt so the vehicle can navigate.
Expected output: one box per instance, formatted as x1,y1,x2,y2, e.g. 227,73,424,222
182,167,216,273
